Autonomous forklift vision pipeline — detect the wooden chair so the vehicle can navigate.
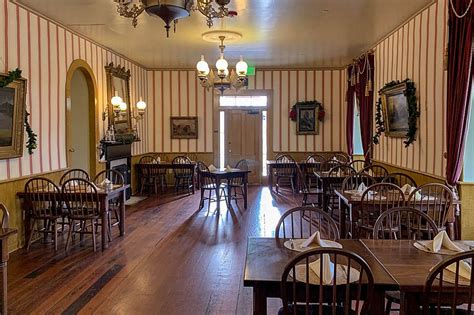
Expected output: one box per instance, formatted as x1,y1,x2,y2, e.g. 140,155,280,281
275,206,339,241
62,178,102,252
59,169,90,186
357,183,405,239
93,169,124,236
172,156,194,194
422,250,474,315
275,155,297,193
0,203,10,229
326,165,356,220
341,173,376,191
227,159,248,206
382,172,417,187
348,160,368,172
280,248,374,315
359,165,389,181
196,162,228,211
407,183,454,237
138,155,164,194
374,206,439,315
305,154,326,190
321,159,343,172
152,153,166,163
24,178,63,251
328,152,350,164
295,165,323,207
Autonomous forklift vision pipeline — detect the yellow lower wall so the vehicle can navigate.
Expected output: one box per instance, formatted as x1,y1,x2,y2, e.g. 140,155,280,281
460,183,474,239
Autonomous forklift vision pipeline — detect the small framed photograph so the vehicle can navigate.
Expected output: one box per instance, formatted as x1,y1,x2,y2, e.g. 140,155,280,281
380,82,410,137
170,116,198,139
0,74,27,159
296,104,319,135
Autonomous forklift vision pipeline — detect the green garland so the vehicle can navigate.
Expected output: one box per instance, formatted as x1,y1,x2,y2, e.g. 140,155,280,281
373,79,419,147
0,68,38,154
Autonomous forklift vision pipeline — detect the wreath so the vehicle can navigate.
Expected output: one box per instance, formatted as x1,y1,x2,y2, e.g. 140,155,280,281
372,79,419,147
289,100,325,122
0,69,37,154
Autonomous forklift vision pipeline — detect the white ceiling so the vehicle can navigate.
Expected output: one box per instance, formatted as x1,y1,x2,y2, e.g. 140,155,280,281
16,0,433,69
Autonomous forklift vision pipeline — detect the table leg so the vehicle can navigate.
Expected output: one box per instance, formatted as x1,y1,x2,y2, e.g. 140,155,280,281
215,177,221,213
339,197,346,239
120,190,125,237
322,180,328,213
253,285,267,315
268,165,273,192
244,175,248,209
400,291,421,315
101,198,109,250
371,287,385,315
0,261,7,315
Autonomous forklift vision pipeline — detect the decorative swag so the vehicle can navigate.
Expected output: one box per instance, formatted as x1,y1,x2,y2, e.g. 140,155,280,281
346,53,375,162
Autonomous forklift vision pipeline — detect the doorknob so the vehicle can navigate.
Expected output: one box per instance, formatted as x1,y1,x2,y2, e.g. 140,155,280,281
68,148,75,153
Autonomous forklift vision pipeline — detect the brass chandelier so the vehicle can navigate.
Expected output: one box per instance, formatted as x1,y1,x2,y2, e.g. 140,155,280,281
113,0,232,37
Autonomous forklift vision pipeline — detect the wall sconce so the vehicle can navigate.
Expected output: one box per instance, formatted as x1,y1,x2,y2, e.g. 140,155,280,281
131,97,147,141
102,91,127,121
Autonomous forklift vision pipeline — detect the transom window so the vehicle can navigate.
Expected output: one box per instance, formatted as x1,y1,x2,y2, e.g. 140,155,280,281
219,96,267,107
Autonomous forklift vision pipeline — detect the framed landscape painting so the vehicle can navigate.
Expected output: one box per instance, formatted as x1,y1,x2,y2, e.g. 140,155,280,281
380,82,410,137
0,75,27,159
170,117,198,139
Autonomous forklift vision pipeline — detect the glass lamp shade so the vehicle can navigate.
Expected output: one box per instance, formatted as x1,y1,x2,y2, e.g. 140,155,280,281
235,56,248,77
119,101,127,112
215,53,228,71
136,97,147,111
196,55,210,76
111,91,123,106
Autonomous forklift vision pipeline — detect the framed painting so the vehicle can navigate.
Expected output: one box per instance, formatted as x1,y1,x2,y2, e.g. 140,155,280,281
380,82,410,137
171,117,198,139
296,103,319,135
0,75,27,159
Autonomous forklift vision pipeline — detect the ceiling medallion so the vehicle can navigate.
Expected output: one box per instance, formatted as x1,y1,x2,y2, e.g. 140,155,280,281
113,0,234,37
196,30,248,94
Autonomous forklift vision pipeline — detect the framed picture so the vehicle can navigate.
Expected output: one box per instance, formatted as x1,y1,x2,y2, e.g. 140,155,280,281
296,103,319,135
170,117,198,139
380,82,410,137
0,75,27,159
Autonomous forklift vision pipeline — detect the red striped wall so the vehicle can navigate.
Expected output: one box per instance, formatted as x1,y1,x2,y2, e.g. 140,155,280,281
372,0,447,178
146,69,347,153
0,0,148,181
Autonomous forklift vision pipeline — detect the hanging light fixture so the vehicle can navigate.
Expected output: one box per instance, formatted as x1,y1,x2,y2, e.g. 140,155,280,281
113,0,234,37
196,32,248,94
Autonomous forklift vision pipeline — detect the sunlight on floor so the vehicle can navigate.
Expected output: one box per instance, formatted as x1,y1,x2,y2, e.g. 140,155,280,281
256,187,282,237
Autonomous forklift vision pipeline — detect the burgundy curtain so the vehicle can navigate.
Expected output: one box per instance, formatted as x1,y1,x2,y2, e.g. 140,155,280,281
348,54,375,163
346,68,355,156
445,0,473,187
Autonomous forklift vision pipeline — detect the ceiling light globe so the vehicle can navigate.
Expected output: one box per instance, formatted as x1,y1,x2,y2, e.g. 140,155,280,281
215,54,228,72
136,97,147,110
196,55,210,76
236,56,248,77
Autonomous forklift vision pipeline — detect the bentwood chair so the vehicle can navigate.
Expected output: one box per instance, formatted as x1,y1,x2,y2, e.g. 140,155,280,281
348,160,368,172
422,250,474,315
328,152,350,164
296,165,324,207
280,248,374,315
359,165,389,181
326,165,356,220
59,168,90,186
24,177,63,251
62,178,102,252
407,183,454,237
172,156,194,194
373,206,439,315
227,159,248,206
275,155,297,193
0,203,10,229
382,172,417,187
275,206,339,241
196,162,228,211
93,169,124,236
341,173,376,191
357,183,405,239
138,155,165,194
305,154,326,191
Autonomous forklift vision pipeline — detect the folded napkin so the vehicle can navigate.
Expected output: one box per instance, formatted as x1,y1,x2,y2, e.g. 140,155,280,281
309,254,335,285
156,156,161,162
225,165,233,172
357,183,367,193
208,164,217,172
301,231,331,248
400,184,412,194
100,178,113,190
446,260,472,280
430,231,464,253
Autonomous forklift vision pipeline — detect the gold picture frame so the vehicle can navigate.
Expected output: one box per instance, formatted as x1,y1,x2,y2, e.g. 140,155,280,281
170,117,198,139
0,75,27,159
380,82,410,137
105,62,132,135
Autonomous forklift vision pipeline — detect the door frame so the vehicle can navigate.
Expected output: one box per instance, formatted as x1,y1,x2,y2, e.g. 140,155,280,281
213,89,274,183
65,59,99,177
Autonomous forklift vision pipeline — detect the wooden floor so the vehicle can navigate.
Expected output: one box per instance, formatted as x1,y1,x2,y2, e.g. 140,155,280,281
8,186,302,314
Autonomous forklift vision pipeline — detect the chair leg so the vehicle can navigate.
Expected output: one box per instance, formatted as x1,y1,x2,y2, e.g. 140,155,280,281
385,298,392,315
199,188,205,209
53,220,58,251
65,219,74,252
140,178,146,195
26,219,36,251
91,219,97,252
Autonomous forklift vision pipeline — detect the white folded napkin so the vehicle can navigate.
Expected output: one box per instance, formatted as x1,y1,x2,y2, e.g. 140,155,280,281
446,260,472,280
156,156,161,162
430,231,464,253
225,165,233,172
309,254,335,285
400,184,412,194
357,183,367,193
208,164,217,171
100,178,113,190
301,231,331,248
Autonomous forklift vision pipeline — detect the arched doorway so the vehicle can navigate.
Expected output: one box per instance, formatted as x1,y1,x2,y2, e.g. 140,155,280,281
65,60,98,177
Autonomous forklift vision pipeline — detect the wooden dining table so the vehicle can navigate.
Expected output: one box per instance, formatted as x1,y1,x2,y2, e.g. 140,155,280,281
0,228,17,315
136,162,196,192
243,237,474,315
17,184,129,251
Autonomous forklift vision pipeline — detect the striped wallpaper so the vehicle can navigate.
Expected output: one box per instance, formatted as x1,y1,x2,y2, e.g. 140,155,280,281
372,0,447,178
0,0,148,181
146,69,348,153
